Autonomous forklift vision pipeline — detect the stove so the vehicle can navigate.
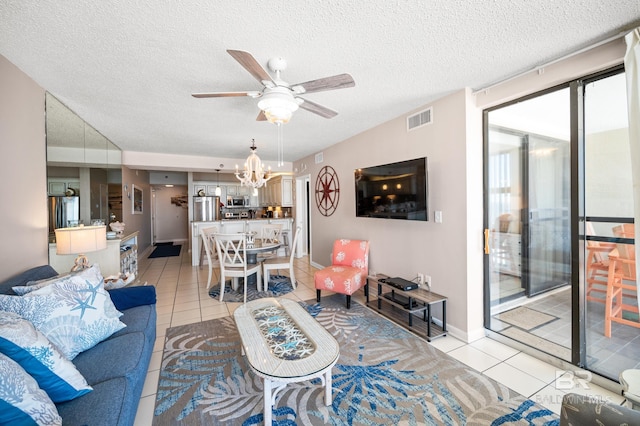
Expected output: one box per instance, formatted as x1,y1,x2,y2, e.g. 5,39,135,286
224,211,250,219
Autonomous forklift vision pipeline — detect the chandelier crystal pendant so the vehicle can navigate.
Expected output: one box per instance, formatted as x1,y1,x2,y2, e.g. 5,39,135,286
235,139,272,189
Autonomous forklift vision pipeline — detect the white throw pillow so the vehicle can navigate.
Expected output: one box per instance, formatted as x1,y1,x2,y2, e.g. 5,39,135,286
0,265,125,360
0,311,92,402
0,352,62,425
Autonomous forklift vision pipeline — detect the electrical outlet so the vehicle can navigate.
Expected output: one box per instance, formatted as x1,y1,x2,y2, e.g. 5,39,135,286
425,275,432,290
417,273,424,285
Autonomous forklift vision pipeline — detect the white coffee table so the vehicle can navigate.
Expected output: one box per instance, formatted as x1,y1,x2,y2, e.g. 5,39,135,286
234,298,339,425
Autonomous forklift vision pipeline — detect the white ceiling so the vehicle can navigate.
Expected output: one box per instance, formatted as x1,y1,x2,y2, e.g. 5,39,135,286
1,1,639,170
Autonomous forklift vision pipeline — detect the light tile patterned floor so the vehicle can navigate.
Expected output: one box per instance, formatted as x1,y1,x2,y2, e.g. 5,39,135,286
132,246,625,425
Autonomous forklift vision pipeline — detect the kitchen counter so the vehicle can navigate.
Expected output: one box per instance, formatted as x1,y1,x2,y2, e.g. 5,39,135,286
191,218,293,266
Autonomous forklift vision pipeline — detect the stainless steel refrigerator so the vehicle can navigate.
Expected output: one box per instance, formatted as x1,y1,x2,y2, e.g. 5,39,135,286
49,195,80,234
193,196,221,221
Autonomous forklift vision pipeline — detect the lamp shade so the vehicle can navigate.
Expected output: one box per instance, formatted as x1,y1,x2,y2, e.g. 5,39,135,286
55,225,107,255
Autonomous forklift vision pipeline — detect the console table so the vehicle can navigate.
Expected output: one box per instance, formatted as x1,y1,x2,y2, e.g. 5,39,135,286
49,230,138,278
366,274,447,341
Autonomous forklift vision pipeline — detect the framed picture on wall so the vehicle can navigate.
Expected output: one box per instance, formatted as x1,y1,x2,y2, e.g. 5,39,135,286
132,184,143,214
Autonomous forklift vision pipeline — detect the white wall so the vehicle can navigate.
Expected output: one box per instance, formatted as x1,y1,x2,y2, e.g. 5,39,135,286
121,166,152,253
152,186,189,243
0,54,48,281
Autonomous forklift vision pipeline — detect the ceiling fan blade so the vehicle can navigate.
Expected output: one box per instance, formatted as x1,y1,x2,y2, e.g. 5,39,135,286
293,73,355,94
227,50,275,85
256,110,267,121
192,91,260,98
298,97,338,119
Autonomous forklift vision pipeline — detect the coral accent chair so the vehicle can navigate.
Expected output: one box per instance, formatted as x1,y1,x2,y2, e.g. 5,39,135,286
315,239,369,308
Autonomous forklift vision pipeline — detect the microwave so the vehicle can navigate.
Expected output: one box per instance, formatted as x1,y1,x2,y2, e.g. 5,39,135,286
227,196,248,207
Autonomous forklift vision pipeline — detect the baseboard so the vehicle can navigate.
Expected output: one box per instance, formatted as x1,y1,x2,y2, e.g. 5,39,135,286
440,322,486,343
310,260,325,270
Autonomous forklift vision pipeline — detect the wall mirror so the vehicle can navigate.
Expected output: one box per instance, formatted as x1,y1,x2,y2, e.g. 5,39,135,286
45,93,123,241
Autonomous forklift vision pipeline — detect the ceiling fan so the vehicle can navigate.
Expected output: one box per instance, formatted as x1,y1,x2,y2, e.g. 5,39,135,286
192,50,355,124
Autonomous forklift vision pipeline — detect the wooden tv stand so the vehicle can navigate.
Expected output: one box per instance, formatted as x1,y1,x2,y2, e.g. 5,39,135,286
366,274,447,341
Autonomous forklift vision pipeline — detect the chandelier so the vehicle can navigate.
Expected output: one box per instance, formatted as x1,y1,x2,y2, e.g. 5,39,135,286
235,139,272,189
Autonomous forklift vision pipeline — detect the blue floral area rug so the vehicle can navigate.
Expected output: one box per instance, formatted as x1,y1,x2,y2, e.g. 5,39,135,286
207,275,293,303
152,294,559,425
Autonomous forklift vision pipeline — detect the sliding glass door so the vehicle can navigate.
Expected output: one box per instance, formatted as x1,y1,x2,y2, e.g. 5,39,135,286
583,71,636,379
484,65,638,381
485,87,572,361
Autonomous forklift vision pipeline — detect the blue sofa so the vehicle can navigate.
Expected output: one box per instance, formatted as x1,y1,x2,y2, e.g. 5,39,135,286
0,265,157,426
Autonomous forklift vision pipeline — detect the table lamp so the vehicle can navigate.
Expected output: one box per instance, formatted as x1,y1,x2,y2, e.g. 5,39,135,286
55,225,107,272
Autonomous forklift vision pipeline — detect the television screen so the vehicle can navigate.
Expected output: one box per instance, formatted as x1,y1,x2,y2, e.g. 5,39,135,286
355,157,428,221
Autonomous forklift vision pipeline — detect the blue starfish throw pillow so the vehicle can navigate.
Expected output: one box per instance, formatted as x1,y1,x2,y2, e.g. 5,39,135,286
0,265,125,360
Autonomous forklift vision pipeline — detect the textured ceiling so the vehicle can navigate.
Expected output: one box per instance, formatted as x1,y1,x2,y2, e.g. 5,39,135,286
1,1,639,170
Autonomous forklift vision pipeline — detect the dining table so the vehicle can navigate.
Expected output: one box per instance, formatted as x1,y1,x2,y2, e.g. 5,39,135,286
244,237,281,287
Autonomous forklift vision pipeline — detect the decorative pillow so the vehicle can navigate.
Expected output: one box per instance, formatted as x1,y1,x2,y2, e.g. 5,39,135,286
12,273,70,296
0,311,92,402
0,265,126,360
0,352,62,425
11,264,104,296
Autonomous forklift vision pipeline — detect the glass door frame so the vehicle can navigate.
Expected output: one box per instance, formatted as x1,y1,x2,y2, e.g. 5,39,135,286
483,64,626,371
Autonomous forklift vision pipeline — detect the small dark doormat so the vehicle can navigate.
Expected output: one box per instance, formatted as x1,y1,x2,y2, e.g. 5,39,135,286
154,242,174,246
149,244,182,258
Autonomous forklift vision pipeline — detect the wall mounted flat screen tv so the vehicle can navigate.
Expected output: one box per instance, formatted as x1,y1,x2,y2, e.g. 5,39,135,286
355,157,428,221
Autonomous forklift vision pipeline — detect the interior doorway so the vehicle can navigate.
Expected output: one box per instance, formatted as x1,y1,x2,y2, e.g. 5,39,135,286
150,185,189,245
295,175,311,257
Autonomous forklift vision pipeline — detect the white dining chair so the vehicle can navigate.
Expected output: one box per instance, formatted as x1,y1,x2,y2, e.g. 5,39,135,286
214,233,262,304
263,226,301,291
199,226,219,289
257,224,283,261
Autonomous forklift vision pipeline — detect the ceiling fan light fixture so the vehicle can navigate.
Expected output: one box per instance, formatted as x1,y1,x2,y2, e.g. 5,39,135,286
264,108,292,124
257,88,299,124
235,139,272,189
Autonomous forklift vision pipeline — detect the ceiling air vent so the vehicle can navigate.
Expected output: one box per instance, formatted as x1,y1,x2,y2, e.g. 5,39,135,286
407,107,433,131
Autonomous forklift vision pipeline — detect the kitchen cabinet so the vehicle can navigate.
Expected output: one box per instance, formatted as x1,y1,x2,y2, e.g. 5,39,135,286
225,185,252,196
237,185,252,196
260,175,293,207
48,178,80,196
281,176,293,206
193,183,206,195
